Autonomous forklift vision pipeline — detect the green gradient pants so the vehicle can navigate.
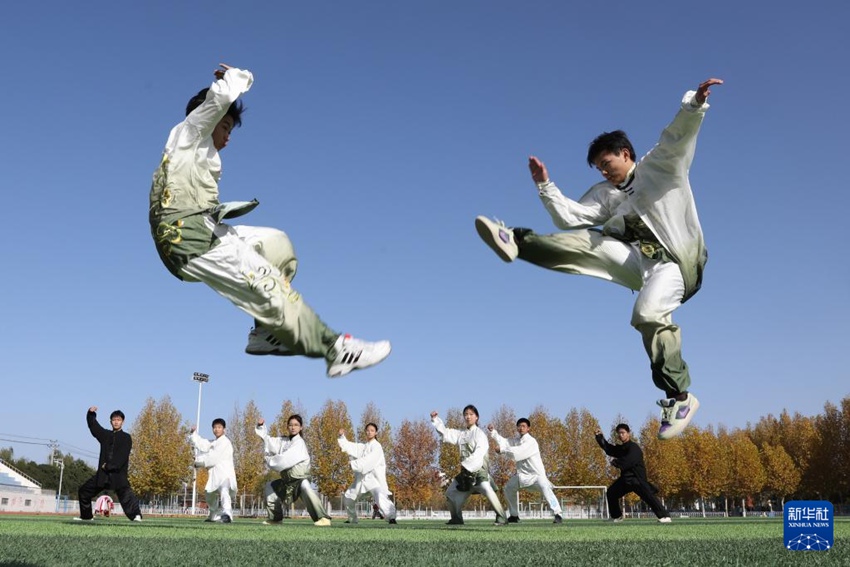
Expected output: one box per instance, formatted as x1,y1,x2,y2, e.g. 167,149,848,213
181,222,339,357
518,229,692,396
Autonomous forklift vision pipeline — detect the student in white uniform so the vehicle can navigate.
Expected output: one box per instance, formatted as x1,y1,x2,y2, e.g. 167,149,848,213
489,417,563,524
475,78,724,440
255,415,331,526
431,405,508,525
338,423,397,524
149,63,391,379
190,418,237,523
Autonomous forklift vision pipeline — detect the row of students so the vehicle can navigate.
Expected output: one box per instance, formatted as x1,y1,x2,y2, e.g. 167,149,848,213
76,405,667,525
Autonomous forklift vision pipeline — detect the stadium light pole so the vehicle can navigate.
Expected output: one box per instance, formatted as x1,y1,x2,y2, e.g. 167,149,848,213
190,372,210,516
54,457,64,513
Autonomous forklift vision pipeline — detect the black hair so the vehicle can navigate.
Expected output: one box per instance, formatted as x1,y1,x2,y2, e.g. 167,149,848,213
615,423,631,433
110,410,125,420
516,418,531,428
586,130,636,166
212,418,226,428
462,405,479,418
185,88,245,128
365,422,379,432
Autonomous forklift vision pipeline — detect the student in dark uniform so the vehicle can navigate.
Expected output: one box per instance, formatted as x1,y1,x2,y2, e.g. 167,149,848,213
595,423,671,523
75,406,142,522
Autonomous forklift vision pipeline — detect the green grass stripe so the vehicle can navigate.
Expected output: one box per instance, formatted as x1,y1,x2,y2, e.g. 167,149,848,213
0,516,847,566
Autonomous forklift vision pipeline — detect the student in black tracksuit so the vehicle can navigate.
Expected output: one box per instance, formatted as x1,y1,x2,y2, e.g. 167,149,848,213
595,423,671,523
75,407,143,521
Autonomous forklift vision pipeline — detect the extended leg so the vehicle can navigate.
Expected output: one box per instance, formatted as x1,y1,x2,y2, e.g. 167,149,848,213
114,484,142,520
444,480,471,523
182,223,339,358
517,229,643,290
471,481,507,523
77,475,101,520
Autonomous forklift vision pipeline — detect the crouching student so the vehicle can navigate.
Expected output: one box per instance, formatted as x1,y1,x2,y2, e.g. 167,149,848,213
431,405,508,526
255,415,332,526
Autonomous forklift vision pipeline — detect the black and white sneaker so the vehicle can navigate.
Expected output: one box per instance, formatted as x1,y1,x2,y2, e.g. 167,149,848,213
326,334,391,378
245,326,293,356
221,514,232,524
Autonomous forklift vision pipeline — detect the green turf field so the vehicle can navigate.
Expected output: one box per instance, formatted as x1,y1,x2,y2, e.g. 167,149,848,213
0,515,846,566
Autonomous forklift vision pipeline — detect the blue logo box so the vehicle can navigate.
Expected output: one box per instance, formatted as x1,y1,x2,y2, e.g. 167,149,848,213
784,500,833,551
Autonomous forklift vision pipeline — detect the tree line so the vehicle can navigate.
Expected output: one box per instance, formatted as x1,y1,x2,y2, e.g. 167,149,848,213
4,395,848,513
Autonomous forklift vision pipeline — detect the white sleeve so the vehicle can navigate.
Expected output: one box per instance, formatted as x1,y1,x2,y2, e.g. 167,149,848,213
505,435,539,462
190,431,212,453
201,436,233,469
351,442,383,475
490,430,510,452
432,417,460,445
338,435,364,458
271,436,310,471
255,425,284,454
185,67,254,141
538,181,615,228
641,90,707,173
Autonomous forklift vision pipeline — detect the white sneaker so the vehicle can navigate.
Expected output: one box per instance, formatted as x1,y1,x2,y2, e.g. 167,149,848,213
326,334,391,378
245,326,293,356
658,517,672,524
262,519,282,525
611,517,624,523
657,393,700,440
73,517,93,522
475,216,518,262
132,515,143,522
314,517,332,527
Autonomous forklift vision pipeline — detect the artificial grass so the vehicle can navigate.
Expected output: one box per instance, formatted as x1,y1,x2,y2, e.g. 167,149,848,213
0,515,846,566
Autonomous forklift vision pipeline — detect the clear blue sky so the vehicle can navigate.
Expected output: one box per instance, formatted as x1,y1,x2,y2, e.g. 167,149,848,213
2,1,848,466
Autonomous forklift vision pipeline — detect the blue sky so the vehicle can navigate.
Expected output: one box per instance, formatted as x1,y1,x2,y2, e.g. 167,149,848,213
1,1,848,466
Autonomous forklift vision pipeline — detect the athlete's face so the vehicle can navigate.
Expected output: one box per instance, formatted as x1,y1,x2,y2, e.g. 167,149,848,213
288,419,302,437
516,422,530,436
365,425,378,441
593,150,633,186
463,409,478,427
212,424,225,438
212,115,235,151
616,428,631,443
110,416,124,431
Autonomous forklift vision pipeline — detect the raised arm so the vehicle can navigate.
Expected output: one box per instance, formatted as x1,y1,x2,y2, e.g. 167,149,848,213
644,78,723,171
431,413,461,445
86,407,108,442
337,431,365,458
185,63,254,141
351,443,384,475
504,435,539,462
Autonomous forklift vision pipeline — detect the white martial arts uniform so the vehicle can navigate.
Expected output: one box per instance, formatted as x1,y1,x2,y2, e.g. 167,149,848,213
490,429,562,518
338,434,397,523
432,416,507,523
149,66,338,358
255,425,330,523
190,431,237,521
520,90,711,396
